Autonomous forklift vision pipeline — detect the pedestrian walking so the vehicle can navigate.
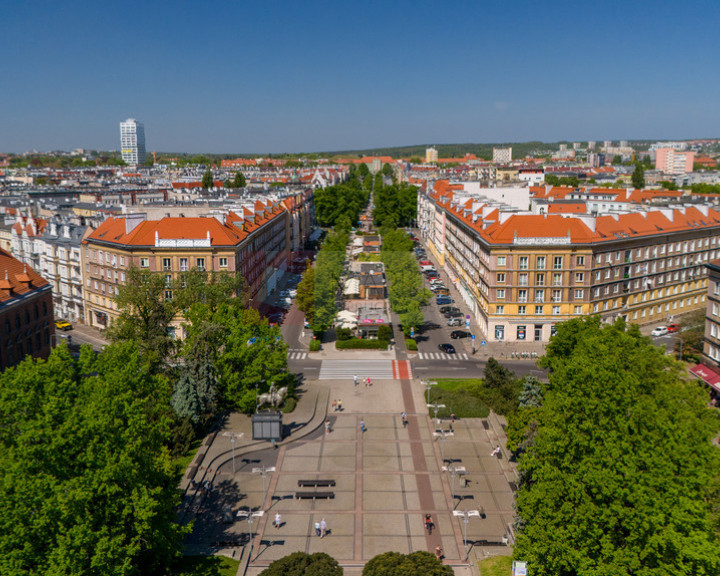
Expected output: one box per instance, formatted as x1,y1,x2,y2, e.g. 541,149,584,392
274,512,282,529
325,419,331,434
368,376,372,386
435,545,443,560
360,419,366,433
365,376,369,387
354,374,358,386
491,445,501,458
332,400,337,412
320,518,327,538
424,514,434,534
314,521,321,536
401,411,407,427
337,399,343,411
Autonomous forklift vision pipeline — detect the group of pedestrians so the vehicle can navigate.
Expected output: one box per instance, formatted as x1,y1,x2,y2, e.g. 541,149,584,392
314,517,328,538
353,374,372,387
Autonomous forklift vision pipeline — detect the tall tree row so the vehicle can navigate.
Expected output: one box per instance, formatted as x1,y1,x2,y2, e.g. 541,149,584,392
513,317,720,575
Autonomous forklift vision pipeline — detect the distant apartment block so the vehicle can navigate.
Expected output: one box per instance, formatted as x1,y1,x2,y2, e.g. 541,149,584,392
425,147,438,164
655,147,695,175
120,118,146,165
492,147,512,164
418,180,719,342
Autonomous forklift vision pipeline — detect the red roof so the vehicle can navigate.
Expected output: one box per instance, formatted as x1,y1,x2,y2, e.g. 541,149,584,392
0,249,49,303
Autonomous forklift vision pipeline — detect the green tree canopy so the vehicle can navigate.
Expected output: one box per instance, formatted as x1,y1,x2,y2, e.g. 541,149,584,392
514,317,720,575
260,552,343,576
631,162,645,189
233,170,246,188
0,343,186,576
201,169,214,189
363,551,453,576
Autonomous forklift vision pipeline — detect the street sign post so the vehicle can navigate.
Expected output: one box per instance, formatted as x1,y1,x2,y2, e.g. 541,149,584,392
465,315,470,329
471,334,475,354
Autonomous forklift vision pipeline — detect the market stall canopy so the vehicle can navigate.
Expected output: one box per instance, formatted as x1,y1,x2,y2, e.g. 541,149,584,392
689,363,720,393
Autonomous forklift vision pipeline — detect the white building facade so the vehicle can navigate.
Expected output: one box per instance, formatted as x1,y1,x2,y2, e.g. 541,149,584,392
120,118,146,165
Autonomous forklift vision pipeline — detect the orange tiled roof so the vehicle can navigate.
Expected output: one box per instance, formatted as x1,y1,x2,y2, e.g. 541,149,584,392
0,249,49,303
548,203,587,214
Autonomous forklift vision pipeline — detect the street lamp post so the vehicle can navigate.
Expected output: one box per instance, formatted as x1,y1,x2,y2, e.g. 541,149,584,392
453,510,480,560
433,429,454,464
222,431,245,474
424,380,438,405
252,465,276,507
428,403,445,427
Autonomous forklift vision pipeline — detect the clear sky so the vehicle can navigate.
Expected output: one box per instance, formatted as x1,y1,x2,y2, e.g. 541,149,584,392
1,0,718,154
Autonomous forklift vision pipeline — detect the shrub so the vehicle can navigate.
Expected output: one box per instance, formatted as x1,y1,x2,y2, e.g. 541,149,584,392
336,338,388,350
405,338,418,351
281,397,297,413
309,340,321,352
336,327,353,341
377,324,393,342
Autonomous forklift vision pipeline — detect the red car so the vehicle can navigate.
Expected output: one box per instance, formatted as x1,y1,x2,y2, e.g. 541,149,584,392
666,323,680,333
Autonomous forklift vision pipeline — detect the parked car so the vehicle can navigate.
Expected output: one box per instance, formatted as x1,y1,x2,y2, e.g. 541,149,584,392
436,297,453,305
419,260,432,266
651,326,668,337
430,285,447,292
444,310,463,318
420,265,435,272
55,319,72,331
667,323,680,333
435,289,450,296
440,306,460,314
439,343,456,354
450,330,471,339
447,318,463,326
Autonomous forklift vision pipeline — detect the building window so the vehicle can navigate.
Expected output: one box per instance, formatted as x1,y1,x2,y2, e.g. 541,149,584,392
553,273,562,286
496,273,505,283
165,274,172,287
497,256,506,266
553,256,563,269
180,258,188,272
552,289,562,302
196,258,205,271
576,256,585,266
496,289,505,299
552,306,561,315
140,258,149,268
518,289,528,303
575,272,584,283
219,257,228,268
536,273,545,286
536,256,546,270
519,256,529,270
535,305,543,315
164,290,173,301
535,289,545,302
574,305,582,314
574,289,584,299
496,305,505,315
163,258,171,270
519,274,528,286
518,305,526,315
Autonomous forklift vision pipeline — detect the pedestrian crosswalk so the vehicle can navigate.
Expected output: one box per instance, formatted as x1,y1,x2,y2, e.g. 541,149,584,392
319,360,394,380
416,352,470,361
288,350,307,360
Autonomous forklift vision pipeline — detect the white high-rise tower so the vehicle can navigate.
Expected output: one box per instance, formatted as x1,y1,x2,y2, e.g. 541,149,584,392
119,118,146,165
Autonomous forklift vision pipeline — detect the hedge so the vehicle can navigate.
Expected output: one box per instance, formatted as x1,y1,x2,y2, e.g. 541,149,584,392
336,339,388,350
309,340,321,352
405,338,418,351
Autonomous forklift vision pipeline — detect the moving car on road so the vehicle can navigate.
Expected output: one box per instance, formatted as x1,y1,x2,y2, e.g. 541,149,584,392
667,323,680,333
55,319,72,331
438,343,456,354
651,326,668,337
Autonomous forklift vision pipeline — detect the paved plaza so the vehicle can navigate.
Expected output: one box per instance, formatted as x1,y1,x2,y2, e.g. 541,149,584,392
183,376,517,574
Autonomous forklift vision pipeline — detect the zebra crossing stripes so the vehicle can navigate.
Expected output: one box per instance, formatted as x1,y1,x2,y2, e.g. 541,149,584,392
416,352,469,361
288,351,307,360
318,360,394,380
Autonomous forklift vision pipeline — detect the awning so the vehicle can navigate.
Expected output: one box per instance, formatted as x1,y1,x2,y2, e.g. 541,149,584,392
689,364,720,393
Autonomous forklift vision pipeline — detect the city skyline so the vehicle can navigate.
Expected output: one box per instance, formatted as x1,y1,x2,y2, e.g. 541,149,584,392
1,1,719,153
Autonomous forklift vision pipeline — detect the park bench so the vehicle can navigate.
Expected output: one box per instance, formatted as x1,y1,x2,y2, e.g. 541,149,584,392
295,491,335,500
297,479,336,487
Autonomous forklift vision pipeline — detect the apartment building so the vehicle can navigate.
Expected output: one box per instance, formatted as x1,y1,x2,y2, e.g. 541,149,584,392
419,180,720,342
701,260,720,370
493,147,512,164
655,147,695,175
120,118,147,166
0,248,54,370
82,200,290,332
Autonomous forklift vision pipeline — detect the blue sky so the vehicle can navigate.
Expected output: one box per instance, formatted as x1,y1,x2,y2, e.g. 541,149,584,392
1,0,718,153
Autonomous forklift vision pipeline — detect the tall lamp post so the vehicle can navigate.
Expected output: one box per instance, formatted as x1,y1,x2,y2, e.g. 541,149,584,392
222,431,245,473
427,403,445,427
433,429,454,464
453,510,480,560
236,510,264,559
424,380,438,405
252,465,276,507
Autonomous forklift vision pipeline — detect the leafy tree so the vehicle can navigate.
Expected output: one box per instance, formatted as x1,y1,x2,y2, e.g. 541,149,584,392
631,162,645,189
363,551,452,576
658,180,678,190
377,324,392,342
518,375,543,408
260,552,342,576
0,343,186,576
201,169,213,189
107,265,177,365
171,357,218,423
233,171,246,188
514,317,720,575
295,263,316,323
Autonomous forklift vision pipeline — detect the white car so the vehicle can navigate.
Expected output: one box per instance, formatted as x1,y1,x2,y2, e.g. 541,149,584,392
651,326,668,337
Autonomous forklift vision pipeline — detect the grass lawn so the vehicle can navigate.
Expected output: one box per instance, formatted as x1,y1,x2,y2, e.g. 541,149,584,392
171,555,240,576
478,555,513,576
173,437,203,477
430,378,490,418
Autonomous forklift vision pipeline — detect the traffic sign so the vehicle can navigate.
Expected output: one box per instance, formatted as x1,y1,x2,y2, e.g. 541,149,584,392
471,334,475,341
481,340,486,346
410,327,414,338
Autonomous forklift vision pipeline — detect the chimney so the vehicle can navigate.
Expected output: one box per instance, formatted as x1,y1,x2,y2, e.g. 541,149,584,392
0,271,13,297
